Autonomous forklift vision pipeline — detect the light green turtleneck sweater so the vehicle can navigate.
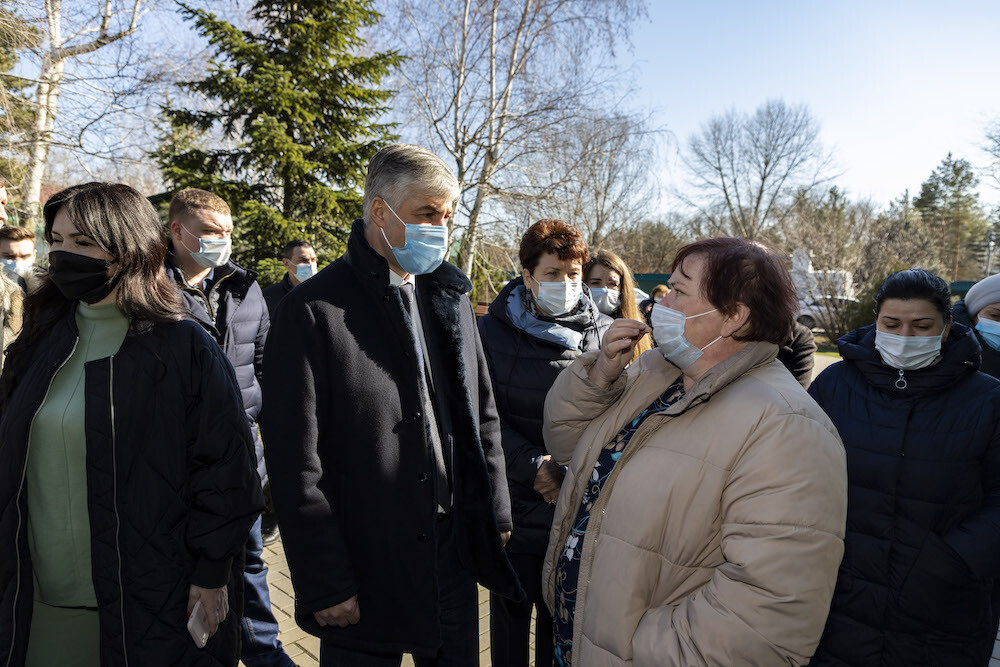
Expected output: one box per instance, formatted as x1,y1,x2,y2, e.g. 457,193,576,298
27,301,129,607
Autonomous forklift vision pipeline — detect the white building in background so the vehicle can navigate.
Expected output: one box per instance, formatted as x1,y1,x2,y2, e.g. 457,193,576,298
791,249,855,301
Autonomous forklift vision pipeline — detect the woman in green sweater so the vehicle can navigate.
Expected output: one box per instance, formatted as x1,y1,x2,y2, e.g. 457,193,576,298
0,183,263,666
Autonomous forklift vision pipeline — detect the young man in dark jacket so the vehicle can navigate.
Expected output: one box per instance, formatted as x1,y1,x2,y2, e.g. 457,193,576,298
165,189,294,667
262,144,522,666
476,219,611,667
260,239,318,545
262,240,318,320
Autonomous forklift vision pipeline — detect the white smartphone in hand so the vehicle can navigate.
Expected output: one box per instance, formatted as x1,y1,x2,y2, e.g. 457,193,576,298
187,600,210,649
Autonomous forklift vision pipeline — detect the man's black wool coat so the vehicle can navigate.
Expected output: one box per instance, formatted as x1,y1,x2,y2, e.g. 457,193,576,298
261,219,523,657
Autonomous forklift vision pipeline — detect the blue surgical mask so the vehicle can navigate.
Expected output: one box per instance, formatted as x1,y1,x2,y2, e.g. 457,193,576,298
874,330,942,370
179,227,232,269
650,303,721,369
976,317,1000,351
535,280,582,317
380,201,448,276
1,257,33,277
589,287,620,316
295,262,318,282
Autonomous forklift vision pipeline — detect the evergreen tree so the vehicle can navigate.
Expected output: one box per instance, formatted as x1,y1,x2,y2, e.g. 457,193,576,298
914,153,987,281
0,9,39,193
155,0,400,282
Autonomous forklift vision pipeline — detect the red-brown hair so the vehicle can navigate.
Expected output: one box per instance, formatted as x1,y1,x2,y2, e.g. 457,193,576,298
519,219,589,273
671,238,796,344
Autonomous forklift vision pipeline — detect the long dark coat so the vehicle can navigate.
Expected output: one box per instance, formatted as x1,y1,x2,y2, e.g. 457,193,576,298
808,323,1000,666
261,220,522,658
0,313,263,666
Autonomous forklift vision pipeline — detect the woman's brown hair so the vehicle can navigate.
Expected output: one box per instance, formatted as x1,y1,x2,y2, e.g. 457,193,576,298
518,219,589,273
3,183,185,398
671,237,797,345
585,249,652,361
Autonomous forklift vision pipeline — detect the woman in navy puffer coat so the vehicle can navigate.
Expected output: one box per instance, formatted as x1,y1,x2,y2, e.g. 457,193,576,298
808,269,1000,666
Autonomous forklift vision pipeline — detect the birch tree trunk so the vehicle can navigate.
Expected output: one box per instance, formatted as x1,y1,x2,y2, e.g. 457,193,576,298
22,0,146,223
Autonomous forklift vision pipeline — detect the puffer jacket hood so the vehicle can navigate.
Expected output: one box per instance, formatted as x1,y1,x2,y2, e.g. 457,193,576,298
953,299,1000,378
836,322,980,396
541,343,847,666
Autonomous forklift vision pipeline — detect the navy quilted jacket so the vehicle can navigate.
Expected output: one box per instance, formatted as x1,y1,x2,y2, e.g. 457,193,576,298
476,277,611,554
808,323,1000,666
166,250,269,483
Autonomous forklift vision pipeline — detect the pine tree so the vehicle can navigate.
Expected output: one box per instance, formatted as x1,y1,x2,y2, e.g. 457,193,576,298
155,0,401,281
914,153,987,282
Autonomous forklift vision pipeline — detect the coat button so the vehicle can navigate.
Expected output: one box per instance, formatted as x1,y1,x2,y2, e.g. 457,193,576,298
404,350,412,359
419,472,429,482
370,271,378,277
383,295,391,302
412,410,422,420
418,532,430,542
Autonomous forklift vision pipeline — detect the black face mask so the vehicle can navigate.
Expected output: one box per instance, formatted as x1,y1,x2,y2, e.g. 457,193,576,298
48,250,119,304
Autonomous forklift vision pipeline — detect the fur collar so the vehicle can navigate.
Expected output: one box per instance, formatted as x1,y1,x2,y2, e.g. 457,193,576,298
344,218,472,296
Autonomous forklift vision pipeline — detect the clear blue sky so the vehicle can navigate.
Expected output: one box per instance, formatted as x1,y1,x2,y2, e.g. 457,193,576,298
631,0,1000,210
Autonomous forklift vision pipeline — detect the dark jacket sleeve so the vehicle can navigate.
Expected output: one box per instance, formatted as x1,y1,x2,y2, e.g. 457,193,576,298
500,420,544,489
251,282,269,388
941,395,1000,578
778,323,816,388
476,316,544,490
261,296,357,612
472,302,513,533
185,332,264,588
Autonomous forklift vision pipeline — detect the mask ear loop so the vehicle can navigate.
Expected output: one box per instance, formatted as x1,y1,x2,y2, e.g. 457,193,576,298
379,199,408,250
700,335,723,352
379,225,398,251
176,225,202,255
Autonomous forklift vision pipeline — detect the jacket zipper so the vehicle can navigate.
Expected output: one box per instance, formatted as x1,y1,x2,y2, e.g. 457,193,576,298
109,356,129,665
184,270,235,321
6,338,79,667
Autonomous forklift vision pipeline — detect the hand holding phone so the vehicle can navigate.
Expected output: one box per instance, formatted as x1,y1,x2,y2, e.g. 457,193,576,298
187,600,210,649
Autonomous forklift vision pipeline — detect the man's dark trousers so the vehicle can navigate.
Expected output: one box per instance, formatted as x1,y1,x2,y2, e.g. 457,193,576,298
490,553,553,667
318,516,477,667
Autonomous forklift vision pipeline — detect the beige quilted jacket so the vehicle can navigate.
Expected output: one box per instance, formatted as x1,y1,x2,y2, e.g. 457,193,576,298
542,342,847,666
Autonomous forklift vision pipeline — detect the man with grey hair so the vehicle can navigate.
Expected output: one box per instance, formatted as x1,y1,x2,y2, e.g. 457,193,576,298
262,144,523,666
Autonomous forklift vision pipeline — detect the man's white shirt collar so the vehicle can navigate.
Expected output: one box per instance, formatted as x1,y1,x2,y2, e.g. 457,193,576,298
388,270,414,287
185,267,215,292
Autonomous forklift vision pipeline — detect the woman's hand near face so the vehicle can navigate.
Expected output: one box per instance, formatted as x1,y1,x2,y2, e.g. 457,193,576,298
589,318,651,387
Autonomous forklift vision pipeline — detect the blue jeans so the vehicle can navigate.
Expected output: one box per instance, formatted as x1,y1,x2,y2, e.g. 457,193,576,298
241,516,296,667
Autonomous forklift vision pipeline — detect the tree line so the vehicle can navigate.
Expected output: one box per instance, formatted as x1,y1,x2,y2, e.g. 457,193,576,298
1,0,998,301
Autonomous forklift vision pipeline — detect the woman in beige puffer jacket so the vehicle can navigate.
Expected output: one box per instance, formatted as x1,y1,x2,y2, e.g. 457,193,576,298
542,238,847,667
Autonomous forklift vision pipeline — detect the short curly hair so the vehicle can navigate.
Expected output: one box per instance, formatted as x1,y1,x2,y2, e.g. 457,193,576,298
518,219,589,273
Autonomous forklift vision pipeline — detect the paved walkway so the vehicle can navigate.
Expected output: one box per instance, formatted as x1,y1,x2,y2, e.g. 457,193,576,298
249,539,516,667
